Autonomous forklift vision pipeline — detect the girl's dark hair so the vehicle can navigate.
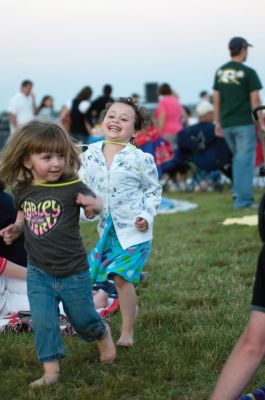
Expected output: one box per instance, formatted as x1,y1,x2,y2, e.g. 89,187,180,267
0,120,81,194
37,95,53,113
99,97,150,131
158,83,173,96
75,86,93,103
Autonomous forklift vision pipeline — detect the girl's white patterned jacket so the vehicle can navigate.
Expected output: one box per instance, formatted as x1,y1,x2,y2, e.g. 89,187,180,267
79,141,162,249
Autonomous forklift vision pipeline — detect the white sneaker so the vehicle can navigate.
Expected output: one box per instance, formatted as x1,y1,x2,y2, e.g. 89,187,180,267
166,180,179,192
177,181,187,192
159,178,168,187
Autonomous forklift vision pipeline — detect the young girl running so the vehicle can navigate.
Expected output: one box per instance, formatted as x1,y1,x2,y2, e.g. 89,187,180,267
0,120,116,388
79,97,162,347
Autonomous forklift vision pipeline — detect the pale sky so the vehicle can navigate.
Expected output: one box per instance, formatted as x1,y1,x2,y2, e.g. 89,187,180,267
0,0,264,111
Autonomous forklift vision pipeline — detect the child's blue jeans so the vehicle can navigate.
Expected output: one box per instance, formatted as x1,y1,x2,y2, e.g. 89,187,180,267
27,263,106,363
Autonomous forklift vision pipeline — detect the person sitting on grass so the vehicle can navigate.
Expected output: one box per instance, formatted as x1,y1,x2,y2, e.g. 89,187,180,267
0,179,27,267
0,256,109,316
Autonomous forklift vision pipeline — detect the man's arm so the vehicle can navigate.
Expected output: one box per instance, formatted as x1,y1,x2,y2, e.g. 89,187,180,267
8,113,17,129
210,311,265,400
31,93,37,115
250,90,265,132
213,90,223,137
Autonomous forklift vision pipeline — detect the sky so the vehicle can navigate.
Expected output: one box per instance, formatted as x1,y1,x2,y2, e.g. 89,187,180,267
0,0,264,111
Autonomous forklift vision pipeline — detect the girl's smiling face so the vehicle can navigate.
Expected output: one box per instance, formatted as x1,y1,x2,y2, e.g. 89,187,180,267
102,102,136,143
24,152,66,183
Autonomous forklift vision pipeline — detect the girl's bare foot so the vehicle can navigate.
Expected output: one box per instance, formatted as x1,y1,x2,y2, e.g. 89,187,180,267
93,289,109,309
116,305,138,347
116,333,134,348
30,372,60,388
97,324,116,364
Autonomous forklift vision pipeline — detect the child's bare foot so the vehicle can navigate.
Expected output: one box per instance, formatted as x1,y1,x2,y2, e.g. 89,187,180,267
97,324,116,364
93,289,109,309
116,332,134,348
29,372,60,388
116,305,138,348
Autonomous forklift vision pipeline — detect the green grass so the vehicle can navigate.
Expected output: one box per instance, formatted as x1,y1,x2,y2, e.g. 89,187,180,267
1,187,264,399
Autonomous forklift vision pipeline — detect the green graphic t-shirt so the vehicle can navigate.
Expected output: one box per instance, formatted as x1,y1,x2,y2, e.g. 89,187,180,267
213,61,262,128
15,179,95,277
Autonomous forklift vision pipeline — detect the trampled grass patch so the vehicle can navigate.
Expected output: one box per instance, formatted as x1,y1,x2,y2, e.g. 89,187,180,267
1,188,264,399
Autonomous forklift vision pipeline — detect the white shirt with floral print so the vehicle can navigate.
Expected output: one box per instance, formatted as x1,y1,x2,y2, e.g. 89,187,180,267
79,141,162,249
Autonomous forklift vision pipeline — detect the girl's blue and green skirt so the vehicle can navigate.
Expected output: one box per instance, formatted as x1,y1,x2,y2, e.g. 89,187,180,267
88,216,151,284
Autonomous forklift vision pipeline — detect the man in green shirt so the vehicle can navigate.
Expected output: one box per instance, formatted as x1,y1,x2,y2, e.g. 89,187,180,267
213,36,265,209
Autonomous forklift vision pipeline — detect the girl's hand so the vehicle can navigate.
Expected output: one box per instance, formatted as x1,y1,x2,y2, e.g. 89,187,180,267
76,193,103,219
135,217,148,232
0,224,22,245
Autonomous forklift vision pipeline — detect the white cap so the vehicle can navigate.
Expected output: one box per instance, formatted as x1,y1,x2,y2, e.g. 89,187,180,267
196,100,214,117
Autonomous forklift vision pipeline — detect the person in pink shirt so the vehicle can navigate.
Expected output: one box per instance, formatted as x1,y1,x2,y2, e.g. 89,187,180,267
153,83,184,147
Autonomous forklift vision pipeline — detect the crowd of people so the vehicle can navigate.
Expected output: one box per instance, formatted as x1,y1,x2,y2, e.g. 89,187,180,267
5,82,115,144
0,35,265,397
3,80,230,195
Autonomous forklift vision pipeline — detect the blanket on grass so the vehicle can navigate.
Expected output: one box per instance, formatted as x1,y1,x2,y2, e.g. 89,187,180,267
0,296,119,335
158,196,198,214
222,215,258,226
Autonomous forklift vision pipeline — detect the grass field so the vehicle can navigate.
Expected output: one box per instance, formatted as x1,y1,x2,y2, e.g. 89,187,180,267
0,187,264,399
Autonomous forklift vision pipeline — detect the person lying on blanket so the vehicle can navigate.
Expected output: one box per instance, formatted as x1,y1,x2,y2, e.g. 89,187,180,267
0,256,109,315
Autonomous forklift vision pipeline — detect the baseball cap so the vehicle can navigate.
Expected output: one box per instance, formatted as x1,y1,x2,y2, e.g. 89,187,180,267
228,37,253,50
196,100,214,117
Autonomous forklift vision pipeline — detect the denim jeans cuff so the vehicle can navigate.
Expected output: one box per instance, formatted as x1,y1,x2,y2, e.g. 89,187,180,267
76,321,106,342
39,352,66,363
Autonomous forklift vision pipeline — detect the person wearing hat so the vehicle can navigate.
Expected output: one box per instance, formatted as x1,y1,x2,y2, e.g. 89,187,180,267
213,36,265,209
174,100,231,192
196,99,214,119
